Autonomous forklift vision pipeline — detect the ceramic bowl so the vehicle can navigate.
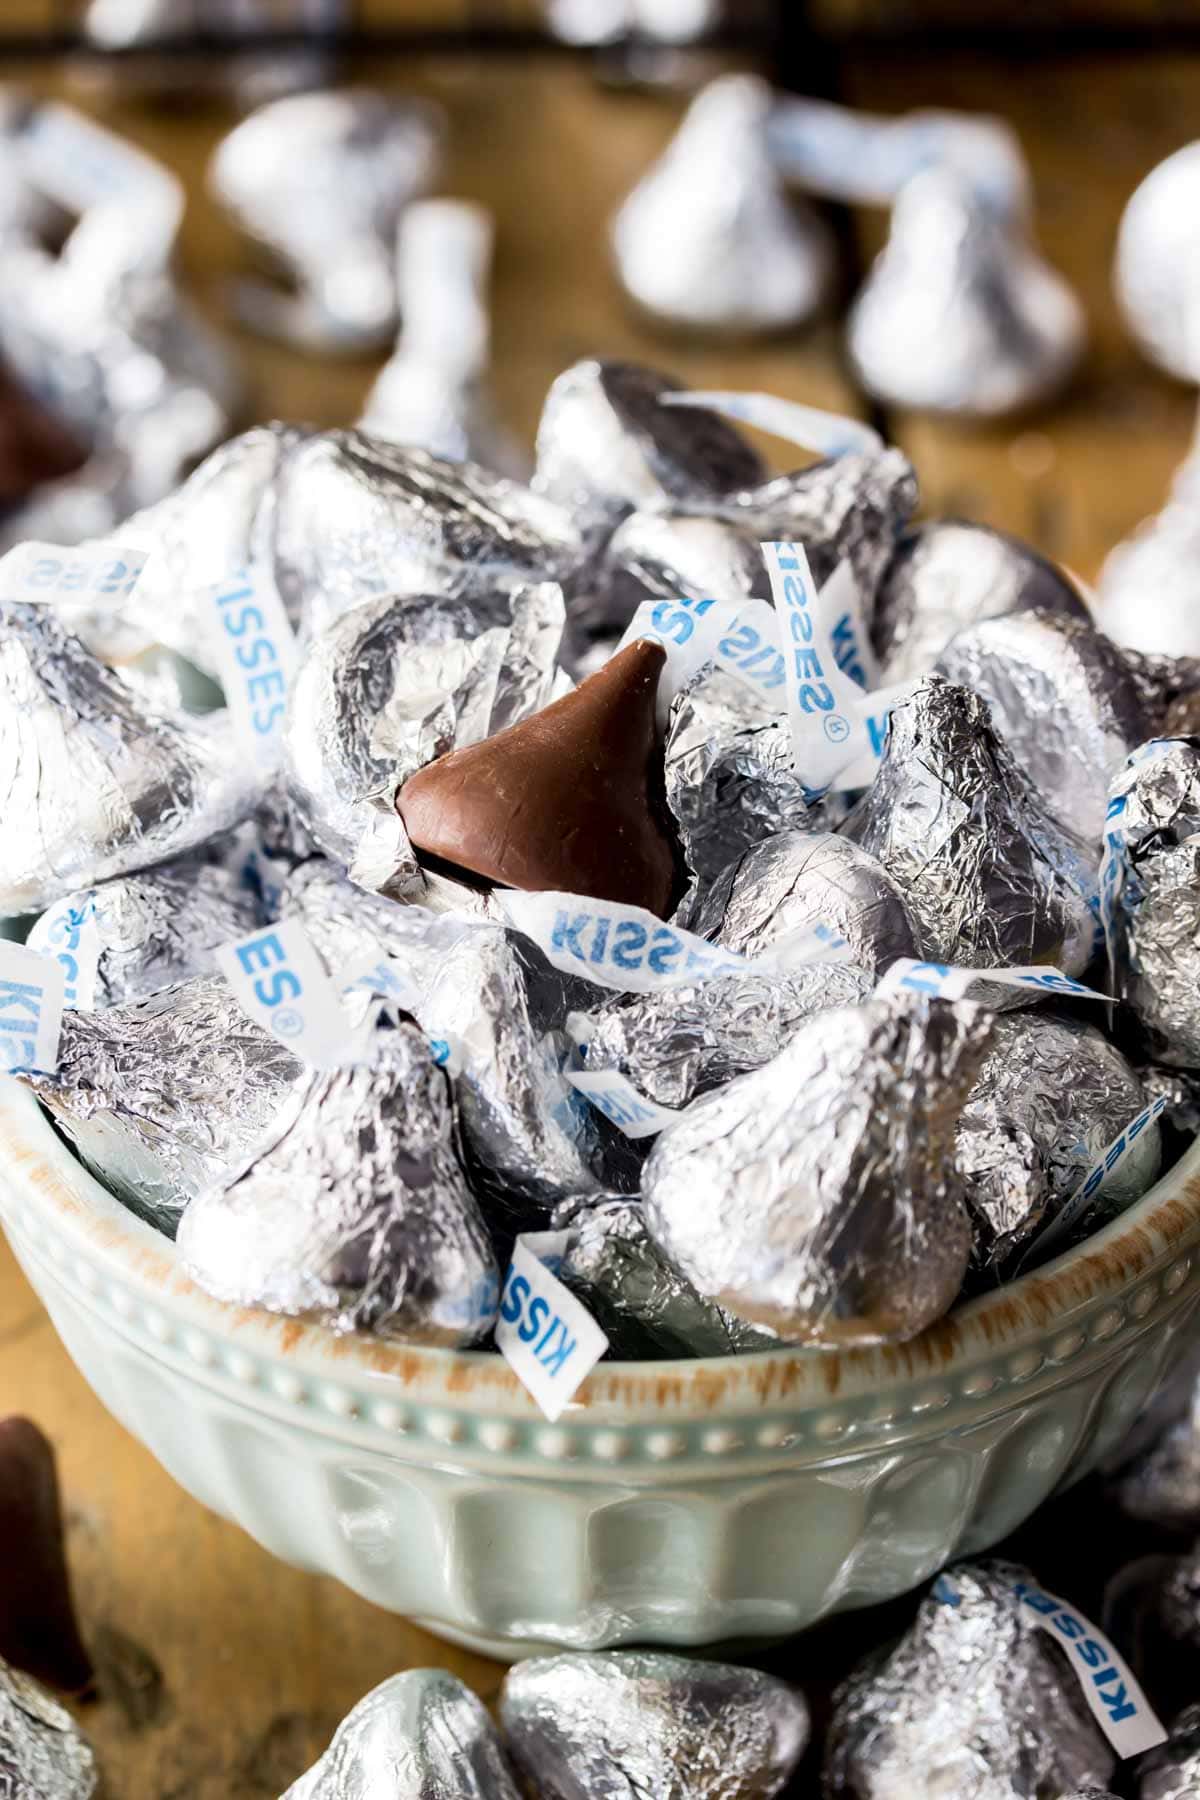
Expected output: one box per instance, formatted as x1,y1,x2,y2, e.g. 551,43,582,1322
4,1075,1200,1662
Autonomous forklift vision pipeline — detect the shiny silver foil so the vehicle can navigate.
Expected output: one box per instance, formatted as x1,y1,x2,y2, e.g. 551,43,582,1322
844,676,1097,973
642,991,992,1344
824,1561,1116,1798
284,582,564,869
23,975,304,1235
532,359,764,543
178,1008,499,1346
1115,141,1200,383
597,509,763,645
1107,738,1200,1066
0,601,263,916
957,1011,1158,1276
574,958,873,1109
26,862,261,1008
273,430,582,640
81,1,348,109
209,90,443,351
612,74,833,338
936,608,1149,845
559,1196,778,1358
687,830,920,975
1096,436,1200,662
0,1657,97,1800
848,167,1085,415
1139,1704,1200,1800
283,1669,520,1800
501,1651,809,1800
875,519,1091,687
546,0,723,46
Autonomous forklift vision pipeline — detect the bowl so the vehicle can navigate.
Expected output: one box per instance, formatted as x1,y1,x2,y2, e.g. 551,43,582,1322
4,1075,1200,1662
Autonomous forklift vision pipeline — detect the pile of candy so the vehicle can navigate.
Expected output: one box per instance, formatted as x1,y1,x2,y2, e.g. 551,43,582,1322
2,359,1198,1418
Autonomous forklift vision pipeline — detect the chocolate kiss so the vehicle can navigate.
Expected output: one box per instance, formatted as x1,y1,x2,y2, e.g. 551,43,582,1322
0,1418,92,1693
398,638,680,916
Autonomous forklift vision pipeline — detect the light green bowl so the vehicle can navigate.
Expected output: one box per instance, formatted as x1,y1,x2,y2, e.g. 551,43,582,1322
2,1076,1198,1661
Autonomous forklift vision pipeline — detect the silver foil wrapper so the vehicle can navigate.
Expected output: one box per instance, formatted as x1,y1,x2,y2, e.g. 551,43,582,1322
24,975,304,1235
936,608,1150,845
532,358,764,542
1096,431,1200,662
81,1,348,110
1107,738,1200,1066
597,509,764,647
575,958,873,1109
209,90,443,351
1115,141,1200,383
178,1008,499,1346
501,1651,809,1800
642,991,992,1344
0,1658,97,1800
612,74,833,338
844,676,1097,973
1140,1706,1200,1800
274,430,582,641
824,1561,1116,1798
848,168,1085,416
957,1011,1158,1275
284,582,564,869
283,1669,520,1800
559,1197,778,1358
687,830,920,975
874,519,1091,687
26,861,261,1008
0,601,263,915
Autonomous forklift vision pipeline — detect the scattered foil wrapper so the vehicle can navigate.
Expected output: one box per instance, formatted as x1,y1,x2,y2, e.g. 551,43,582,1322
23,975,304,1235
848,167,1085,416
26,862,261,1009
844,676,1097,973
1115,141,1200,383
559,1197,778,1358
179,1007,499,1346
957,1011,1158,1276
1138,1702,1200,1800
283,1669,521,1800
209,89,444,351
824,1561,1116,1798
80,1,348,109
687,830,920,975
936,608,1150,845
874,519,1091,688
284,582,564,870
0,1658,97,1800
612,74,833,338
274,431,583,641
0,601,263,916
642,991,992,1345
501,1651,809,1800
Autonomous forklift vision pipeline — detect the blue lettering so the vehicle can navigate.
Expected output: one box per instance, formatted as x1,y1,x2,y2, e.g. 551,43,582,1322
500,1271,527,1325
540,1328,577,1377
221,603,264,638
799,682,836,713
521,1294,549,1344
647,928,682,976
611,921,647,968
550,911,589,960
253,969,301,1008
234,636,277,672
1077,1638,1106,1669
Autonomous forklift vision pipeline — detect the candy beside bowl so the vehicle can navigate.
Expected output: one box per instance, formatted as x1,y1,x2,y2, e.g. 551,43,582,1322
4,1077,1199,1664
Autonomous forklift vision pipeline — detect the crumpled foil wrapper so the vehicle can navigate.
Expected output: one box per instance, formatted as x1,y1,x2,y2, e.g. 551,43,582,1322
81,1,348,110
687,829,920,975
26,861,261,1009
559,1197,778,1359
273,430,583,640
0,1657,97,1800
574,958,873,1109
532,358,764,543
1115,141,1200,384
23,975,304,1235
642,991,992,1344
848,167,1085,416
1104,1547,1200,1729
957,1011,1158,1276
178,1007,499,1345
209,89,444,351
0,601,263,916
1138,1702,1200,1800
873,519,1091,687
501,1651,809,1800
612,74,833,338
283,1668,521,1800
284,582,564,869
824,1561,1116,1798
1107,738,1200,1067
937,608,1150,845
844,676,1097,973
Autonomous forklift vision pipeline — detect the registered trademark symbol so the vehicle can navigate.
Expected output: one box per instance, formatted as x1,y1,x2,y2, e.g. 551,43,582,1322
272,1007,304,1037
823,713,850,744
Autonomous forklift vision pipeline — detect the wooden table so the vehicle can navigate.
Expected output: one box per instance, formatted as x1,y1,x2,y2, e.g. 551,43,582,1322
2,36,1198,1796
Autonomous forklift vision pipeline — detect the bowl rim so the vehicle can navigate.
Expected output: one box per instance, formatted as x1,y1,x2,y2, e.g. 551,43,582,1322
4,1074,1200,1425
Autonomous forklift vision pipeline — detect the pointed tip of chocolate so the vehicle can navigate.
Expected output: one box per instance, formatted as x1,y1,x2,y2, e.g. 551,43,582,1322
0,1417,93,1694
398,637,681,915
